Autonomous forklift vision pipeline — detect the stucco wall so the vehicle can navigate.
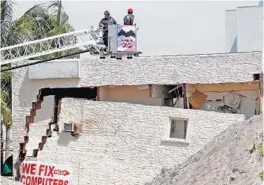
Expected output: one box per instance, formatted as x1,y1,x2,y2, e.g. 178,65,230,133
24,99,246,185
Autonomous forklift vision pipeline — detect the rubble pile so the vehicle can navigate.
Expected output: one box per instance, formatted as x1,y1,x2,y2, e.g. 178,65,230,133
147,115,263,185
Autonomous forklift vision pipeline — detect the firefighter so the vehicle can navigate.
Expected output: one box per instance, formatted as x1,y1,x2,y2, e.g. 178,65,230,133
99,10,117,49
124,8,135,25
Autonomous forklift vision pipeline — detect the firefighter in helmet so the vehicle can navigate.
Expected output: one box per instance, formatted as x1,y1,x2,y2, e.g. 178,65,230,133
124,8,135,25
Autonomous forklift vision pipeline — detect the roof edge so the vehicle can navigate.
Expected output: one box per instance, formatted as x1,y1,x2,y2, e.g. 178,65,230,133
140,51,262,58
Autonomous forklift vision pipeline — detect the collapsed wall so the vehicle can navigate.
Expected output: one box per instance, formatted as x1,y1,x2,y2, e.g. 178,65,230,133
146,114,263,185
12,52,262,172
27,98,245,185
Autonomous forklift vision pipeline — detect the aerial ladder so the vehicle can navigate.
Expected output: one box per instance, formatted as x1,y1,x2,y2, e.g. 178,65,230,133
0,25,141,71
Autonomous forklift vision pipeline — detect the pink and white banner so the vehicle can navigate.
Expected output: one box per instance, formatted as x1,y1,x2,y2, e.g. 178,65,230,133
117,25,137,52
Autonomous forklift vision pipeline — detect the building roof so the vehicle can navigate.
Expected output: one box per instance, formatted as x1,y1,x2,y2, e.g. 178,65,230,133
78,51,262,86
13,51,262,86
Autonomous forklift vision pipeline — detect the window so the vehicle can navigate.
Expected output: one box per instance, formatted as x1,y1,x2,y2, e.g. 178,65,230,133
253,73,260,80
169,118,188,139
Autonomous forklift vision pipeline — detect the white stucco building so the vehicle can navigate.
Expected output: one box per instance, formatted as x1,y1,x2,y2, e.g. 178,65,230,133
225,4,263,52
11,3,263,185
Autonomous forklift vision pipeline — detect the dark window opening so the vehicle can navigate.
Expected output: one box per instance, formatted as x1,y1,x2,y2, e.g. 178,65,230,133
167,85,184,98
39,87,97,100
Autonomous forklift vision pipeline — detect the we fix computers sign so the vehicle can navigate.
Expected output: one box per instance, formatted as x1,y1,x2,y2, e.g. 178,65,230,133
19,160,72,185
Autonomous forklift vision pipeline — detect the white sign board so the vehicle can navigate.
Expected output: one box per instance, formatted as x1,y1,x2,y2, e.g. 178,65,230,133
19,160,72,185
28,60,80,79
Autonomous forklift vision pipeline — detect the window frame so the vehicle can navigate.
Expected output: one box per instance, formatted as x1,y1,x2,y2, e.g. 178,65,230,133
168,117,188,140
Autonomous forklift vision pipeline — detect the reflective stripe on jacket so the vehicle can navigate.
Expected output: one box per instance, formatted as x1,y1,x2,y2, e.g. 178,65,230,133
124,14,134,25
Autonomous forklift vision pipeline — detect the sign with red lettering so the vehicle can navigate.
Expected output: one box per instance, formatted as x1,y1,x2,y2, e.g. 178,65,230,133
117,25,136,52
19,161,72,185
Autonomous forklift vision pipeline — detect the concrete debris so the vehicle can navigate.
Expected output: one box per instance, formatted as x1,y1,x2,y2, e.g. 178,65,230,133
146,114,263,185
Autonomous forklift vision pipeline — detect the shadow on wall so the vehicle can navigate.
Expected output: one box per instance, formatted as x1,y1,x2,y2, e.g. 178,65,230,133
259,0,263,7
18,70,80,123
57,132,80,146
230,36,237,53
160,141,189,147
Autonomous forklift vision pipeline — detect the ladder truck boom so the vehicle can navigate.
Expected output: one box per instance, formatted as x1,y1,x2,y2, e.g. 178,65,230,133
1,25,141,69
0,27,104,66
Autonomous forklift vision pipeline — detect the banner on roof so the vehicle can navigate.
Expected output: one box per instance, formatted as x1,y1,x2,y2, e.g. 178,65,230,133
19,160,72,185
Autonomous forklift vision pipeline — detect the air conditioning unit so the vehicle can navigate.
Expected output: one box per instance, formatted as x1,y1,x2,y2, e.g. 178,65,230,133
64,123,75,132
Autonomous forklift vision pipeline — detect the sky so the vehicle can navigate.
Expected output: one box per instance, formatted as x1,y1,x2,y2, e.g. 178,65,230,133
12,1,261,56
